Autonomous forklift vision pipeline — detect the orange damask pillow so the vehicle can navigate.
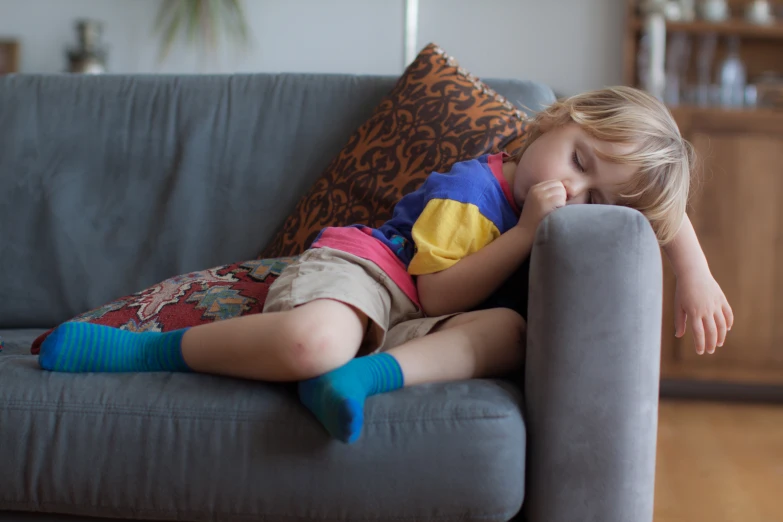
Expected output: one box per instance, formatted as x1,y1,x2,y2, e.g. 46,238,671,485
261,43,531,258
503,125,536,158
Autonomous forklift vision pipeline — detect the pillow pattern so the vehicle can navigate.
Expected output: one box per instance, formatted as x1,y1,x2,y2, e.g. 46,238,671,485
260,42,531,258
503,125,536,158
30,257,298,354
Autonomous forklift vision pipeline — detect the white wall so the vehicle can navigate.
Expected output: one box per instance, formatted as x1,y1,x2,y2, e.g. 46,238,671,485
0,0,406,75
0,0,626,95
418,0,627,96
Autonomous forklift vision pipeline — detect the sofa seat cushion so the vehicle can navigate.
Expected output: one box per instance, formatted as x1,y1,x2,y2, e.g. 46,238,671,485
0,329,49,356
1,333,526,522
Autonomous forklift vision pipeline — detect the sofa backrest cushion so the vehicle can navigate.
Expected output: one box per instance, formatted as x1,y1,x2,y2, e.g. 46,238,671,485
0,73,554,327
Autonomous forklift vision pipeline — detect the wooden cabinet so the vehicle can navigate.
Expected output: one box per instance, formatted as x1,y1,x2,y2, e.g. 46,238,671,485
661,108,783,386
624,1,783,390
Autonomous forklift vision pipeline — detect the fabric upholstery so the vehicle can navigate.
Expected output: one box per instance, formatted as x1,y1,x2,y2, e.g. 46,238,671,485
260,43,532,258
28,257,297,354
523,204,662,522
1,59,663,522
1,329,526,521
0,69,552,330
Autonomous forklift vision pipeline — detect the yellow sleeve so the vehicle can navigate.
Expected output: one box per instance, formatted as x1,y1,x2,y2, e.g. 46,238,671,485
407,198,501,276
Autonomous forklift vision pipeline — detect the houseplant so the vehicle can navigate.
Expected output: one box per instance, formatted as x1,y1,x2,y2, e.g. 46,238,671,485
155,0,250,61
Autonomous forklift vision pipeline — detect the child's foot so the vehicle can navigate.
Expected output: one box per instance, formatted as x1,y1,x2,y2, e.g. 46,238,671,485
38,322,191,373
297,353,404,443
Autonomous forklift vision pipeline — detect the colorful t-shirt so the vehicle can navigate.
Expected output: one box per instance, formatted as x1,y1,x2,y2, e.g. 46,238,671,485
310,152,521,306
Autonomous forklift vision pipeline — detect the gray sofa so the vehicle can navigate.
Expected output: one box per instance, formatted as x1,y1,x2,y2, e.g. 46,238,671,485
0,73,662,522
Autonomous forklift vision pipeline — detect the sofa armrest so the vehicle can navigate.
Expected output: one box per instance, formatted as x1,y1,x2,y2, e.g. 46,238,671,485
522,205,662,522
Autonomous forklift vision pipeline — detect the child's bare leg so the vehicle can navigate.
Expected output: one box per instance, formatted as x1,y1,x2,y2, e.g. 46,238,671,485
39,299,367,380
387,308,525,386
298,308,525,443
182,299,368,381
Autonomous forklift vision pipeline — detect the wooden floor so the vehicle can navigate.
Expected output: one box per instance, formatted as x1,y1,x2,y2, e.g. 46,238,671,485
654,399,783,522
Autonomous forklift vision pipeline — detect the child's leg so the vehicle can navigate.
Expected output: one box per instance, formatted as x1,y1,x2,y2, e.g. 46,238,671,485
39,299,367,381
385,307,525,385
298,307,525,443
181,299,368,381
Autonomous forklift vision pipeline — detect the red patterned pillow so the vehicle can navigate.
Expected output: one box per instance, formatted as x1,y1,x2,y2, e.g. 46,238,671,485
29,257,297,354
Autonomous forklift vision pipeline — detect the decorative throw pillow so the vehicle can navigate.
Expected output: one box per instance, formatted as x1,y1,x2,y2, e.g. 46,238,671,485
29,257,298,355
502,124,536,158
260,42,531,258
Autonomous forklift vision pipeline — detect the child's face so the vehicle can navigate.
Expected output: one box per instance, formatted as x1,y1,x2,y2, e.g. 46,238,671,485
512,123,638,207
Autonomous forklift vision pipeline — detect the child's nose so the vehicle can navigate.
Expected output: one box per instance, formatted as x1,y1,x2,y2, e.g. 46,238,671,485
563,179,589,203
562,180,577,199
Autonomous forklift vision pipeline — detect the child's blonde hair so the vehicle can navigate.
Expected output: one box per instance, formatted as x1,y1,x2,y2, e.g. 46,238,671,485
509,86,695,245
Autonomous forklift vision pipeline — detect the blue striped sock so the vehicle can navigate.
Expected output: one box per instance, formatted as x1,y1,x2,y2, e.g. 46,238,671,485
297,353,404,444
38,322,191,373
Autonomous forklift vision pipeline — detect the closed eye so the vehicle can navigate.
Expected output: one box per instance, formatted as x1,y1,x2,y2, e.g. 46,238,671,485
572,150,585,173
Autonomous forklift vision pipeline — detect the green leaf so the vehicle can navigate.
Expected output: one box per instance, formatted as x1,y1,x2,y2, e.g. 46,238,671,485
154,0,251,63
229,0,250,45
155,0,188,62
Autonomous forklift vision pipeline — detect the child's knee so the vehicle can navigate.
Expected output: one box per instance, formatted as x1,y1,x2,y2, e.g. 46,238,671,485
491,308,526,344
278,303,365,378
482,308,526,368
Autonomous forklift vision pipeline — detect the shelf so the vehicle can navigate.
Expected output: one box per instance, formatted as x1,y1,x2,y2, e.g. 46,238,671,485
632,18,783,40
669,105,782,115
668,105,783,133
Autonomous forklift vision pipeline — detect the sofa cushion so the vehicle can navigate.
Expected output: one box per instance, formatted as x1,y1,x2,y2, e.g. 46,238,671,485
0,329,49,357
261,42,531,258
1,69,554,330
0,344,526,521
28,257,297,355
503,124,538,158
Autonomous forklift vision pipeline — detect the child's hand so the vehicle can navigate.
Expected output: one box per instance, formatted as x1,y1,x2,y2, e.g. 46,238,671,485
674,270,734,355
517,180,567,232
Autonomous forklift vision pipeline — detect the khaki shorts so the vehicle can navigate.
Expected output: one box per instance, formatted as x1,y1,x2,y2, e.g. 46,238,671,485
263,246,460,355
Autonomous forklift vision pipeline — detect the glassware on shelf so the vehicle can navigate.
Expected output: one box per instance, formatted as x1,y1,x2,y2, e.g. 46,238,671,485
678,0,697,21
744,85,758,108
698,0,729,22
718,36,747,108
664,1,684,21
639,0,668,101
745,0,775,25
665,32,692,106
637,33,651,91
695,32,718,106
756,72,783,109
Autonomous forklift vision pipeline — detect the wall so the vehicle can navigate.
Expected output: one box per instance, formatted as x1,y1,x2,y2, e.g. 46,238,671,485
418,0,627,96
0,0,626,95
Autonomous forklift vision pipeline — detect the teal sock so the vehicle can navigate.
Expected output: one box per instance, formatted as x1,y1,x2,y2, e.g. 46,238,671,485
38,322,191,373
297,353,404,444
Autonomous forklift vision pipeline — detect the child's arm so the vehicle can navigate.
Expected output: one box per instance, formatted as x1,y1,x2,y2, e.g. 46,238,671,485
663,214,734,354
417,180,566,317
417,226,534,316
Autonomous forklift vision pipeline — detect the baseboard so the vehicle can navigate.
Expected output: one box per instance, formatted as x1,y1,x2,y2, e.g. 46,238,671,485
660,379,783,403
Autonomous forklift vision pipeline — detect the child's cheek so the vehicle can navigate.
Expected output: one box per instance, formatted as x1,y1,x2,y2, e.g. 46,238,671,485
516,179,531,205
513,170,529,202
